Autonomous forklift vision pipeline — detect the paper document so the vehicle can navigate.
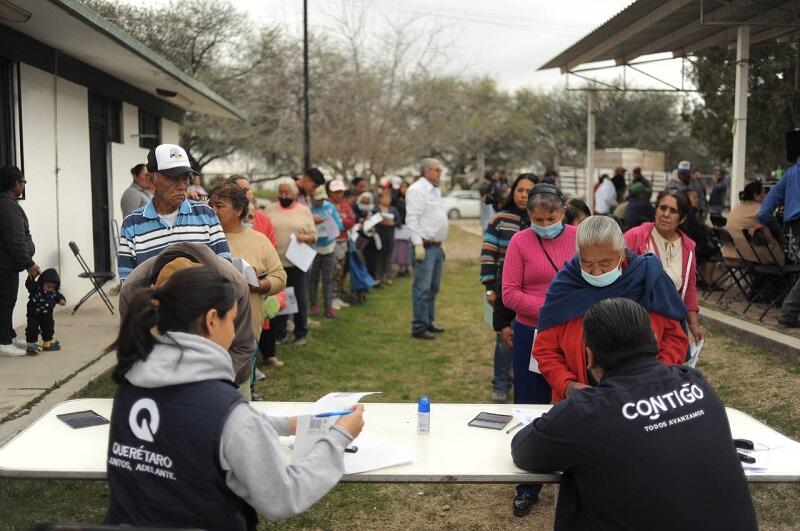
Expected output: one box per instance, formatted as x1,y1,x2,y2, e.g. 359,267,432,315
363,212,384,232
313,391,382,413
343,429,413,474
317,215,340,240
528,329,541,373
275,287,299,316
687,338,704,368
286,233,317,272
512,408,546,426
293,414,338,459
231,257,259,287
483,298,493,327
394,226,411,240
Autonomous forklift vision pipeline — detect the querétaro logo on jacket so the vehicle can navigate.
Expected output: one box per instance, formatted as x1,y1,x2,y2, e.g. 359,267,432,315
129,398,160,442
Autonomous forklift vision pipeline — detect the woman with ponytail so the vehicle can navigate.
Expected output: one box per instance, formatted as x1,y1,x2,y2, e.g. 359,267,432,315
105,267,364,529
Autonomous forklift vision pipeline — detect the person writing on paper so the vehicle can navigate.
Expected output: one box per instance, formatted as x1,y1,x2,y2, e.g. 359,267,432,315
534,215,688,403
266,178,316,345
624,191,703,343
105,267,364,528
501,182,577,517
512,298,756,531
209,182,287,375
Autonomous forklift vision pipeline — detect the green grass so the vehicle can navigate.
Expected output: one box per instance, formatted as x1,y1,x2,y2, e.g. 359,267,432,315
0,224,798,529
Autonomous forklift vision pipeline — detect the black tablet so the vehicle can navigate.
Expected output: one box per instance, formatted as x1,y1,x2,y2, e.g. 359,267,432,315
468,412,513,430
57,410,109,429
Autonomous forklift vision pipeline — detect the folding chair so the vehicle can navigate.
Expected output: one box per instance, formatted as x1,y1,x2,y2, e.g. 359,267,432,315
707,228,753,304
68,241,115,315
742,229,800,321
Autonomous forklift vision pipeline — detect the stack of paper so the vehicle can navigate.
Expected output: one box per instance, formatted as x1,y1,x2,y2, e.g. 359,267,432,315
286,233,317,272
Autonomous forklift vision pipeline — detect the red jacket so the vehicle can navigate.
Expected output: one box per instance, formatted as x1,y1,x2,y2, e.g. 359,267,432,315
533,311,688,403
624,222,698,312
253,211,277,247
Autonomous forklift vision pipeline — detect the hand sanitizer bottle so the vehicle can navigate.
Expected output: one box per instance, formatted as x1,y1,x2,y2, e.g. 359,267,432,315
417,396,430,434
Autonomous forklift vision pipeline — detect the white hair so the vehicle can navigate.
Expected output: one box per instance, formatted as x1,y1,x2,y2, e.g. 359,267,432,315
576,215,625,254
420,158,442,176
276,177,298,195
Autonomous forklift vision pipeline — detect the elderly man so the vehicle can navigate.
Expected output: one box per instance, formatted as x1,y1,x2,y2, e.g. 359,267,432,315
119,243,254,391
117,144,230,281
120,163,153,217
406,158,449,340
513,298,756,531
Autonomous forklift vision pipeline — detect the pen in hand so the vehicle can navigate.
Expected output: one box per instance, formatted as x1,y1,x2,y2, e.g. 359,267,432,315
314,410,354,418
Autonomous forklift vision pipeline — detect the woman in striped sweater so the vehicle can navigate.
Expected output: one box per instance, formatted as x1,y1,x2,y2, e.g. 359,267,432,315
501,183,577,516
479,174,537,404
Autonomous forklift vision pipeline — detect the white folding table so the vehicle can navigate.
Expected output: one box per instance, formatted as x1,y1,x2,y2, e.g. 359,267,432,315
0,399,798,483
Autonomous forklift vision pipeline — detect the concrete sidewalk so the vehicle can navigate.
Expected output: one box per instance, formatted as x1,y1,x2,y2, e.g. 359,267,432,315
0,295,119,444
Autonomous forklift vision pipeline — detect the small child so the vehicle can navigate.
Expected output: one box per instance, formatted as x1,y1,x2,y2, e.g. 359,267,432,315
25,268,66,354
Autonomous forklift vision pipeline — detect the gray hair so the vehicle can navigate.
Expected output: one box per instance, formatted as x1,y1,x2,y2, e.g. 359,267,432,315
576,215,625,254
420,158,442,176
276,177,298,195
527,191,565,213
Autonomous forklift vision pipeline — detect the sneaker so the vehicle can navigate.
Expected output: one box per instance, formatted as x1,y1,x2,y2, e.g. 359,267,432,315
513,493,538,517
251,392,265,402
42,341,61,351
324,308,337,319
0,343,26,357
307,319,321,329
265,357,285,368
310,305,321,316
254,368,267,381
275,335,288,345
13,338,27,349
292,336,307,346
492,390,509,403
332,297,350,309
26,343,41,355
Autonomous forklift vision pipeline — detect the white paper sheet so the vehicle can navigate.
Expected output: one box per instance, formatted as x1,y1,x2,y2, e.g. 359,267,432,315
363,212,384,232
275,286,299,316
512,408,546,426
285,233,317,272
528,329,541,373
343,429,413,474
293,414,338,459
483,298,493,327
394,227,411,240
231,257,259,287
313,391,382,414
318,215,341,240
687,338,704,368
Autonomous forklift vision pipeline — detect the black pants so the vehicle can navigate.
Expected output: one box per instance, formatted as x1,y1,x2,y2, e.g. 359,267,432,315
273,266,308,340
258,327,276,360
0,269,19,345
26,310,54,342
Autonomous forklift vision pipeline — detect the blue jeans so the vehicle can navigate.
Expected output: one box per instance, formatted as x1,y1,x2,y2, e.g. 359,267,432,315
492,329,513,394
412,246,444,333
512,321,551,498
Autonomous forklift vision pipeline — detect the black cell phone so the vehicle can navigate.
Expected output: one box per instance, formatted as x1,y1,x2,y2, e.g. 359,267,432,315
468,412,513,430
257,271,268,279
57,410,109,429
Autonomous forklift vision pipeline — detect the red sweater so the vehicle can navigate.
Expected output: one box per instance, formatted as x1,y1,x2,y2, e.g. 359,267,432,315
533,311,688,403
253,211,277,247
502,225,577,328
624,222,698,313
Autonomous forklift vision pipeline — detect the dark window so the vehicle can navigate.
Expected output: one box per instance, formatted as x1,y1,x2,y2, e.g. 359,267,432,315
138,110,160,149
0,57,15,167
88,93,121,143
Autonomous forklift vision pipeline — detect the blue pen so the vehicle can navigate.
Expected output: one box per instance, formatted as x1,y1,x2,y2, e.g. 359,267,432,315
314,410,353,418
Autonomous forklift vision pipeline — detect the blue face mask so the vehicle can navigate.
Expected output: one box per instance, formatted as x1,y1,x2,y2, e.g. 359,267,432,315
581,255,624,288
531,221,563,240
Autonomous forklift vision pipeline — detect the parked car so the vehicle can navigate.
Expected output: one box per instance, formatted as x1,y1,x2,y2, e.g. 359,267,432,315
443,190,481,219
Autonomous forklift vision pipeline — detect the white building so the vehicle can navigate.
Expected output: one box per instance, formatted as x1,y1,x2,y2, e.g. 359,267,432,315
0,0,243,328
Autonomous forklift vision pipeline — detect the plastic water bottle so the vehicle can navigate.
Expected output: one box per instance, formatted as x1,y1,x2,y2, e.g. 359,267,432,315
417,396,430,434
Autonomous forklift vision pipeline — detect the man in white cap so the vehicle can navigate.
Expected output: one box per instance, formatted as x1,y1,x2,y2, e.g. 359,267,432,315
117,144,230,281
665,160,692,193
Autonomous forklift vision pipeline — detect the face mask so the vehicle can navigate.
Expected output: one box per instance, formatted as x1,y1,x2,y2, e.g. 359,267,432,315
532,221,563,240
358,203,373,213
278,197,294,208
581,255,624,288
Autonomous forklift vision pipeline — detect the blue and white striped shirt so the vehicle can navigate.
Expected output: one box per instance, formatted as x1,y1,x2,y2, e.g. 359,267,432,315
117,199,230,281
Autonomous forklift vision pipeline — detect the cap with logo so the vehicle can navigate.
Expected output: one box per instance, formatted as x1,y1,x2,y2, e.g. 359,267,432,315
313,186,328,200
677,160,691,174
147,144,199,178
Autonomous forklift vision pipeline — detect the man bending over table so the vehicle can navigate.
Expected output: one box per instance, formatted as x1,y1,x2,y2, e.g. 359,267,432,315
511,297,756,531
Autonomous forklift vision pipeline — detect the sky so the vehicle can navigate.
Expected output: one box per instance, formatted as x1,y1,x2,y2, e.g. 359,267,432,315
138,0,690,93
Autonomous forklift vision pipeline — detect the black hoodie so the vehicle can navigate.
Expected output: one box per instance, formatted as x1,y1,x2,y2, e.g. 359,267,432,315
25,268,65,315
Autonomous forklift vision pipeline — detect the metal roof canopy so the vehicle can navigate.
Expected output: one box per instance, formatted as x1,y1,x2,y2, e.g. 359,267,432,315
539,0,800,209
1,0,245,121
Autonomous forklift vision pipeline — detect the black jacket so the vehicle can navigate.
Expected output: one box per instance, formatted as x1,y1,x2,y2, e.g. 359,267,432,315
511,357,757,531
0,193,35,271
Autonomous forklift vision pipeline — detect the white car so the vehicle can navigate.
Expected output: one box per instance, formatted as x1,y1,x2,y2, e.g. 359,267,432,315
443,190,481,219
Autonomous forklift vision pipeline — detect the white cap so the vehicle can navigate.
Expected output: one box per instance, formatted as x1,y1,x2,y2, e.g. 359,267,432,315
677,160,691,172
391,176,403,189
147,144,198,178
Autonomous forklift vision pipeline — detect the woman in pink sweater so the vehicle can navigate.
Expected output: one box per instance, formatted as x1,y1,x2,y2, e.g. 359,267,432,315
501,183,577,515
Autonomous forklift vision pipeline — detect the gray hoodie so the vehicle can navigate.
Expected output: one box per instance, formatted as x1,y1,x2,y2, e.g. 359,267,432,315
126,331,353,521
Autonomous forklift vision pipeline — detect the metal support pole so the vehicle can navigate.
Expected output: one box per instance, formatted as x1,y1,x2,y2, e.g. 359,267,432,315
731,25,749,209
585,90,596,209
302,0,311,170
